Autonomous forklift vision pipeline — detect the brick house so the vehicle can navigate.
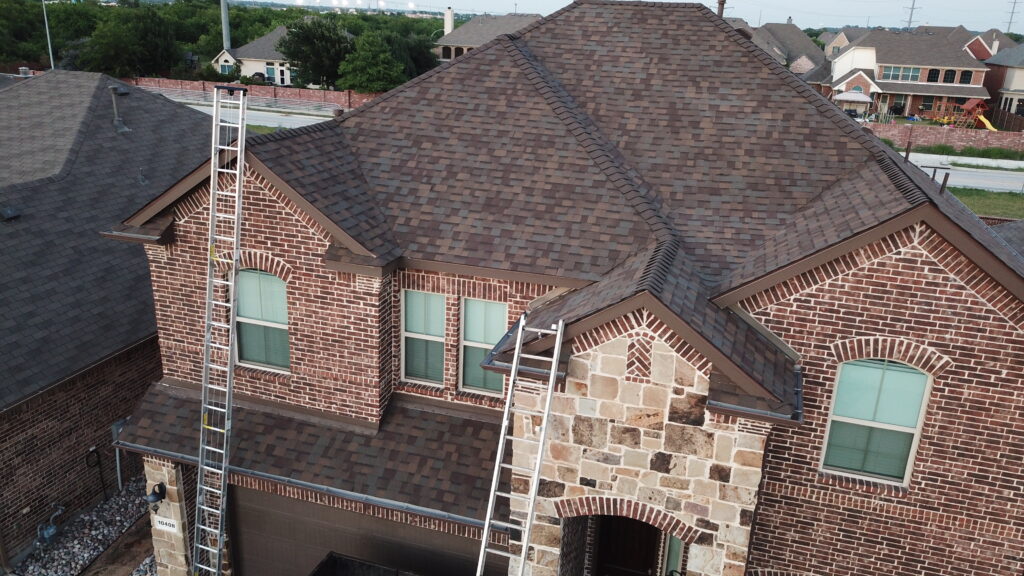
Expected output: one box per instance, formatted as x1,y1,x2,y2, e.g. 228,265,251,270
0,71,209,566
111,2,1024,576
749,19,824,74
819,28,992,117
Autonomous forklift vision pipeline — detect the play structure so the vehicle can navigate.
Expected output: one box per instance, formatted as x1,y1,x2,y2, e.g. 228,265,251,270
935,98,998,131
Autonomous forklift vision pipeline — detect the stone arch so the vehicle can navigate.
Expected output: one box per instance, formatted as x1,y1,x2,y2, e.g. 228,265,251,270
830,336,953,377
553,496,699,543
212,250,293,282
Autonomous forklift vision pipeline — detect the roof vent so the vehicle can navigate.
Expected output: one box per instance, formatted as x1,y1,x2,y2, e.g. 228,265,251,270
17,67,30,77
1,205,22,221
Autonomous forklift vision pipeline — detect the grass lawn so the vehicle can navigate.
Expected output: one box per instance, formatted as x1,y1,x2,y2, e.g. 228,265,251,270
247,124,279,135
949,161,1024,172
950,187,1024,219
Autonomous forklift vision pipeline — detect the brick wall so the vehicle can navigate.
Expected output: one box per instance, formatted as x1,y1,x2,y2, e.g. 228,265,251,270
0,337,161,557
521,309,772,576
391,269,551,409
123,78,378,110
146,169,391,423
743,223,1024,576
867,122,1024,150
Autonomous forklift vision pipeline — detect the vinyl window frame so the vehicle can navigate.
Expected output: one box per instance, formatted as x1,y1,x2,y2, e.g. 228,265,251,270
400,289,446,387
458,297,508,396
819,359,932,487
235,269,291,374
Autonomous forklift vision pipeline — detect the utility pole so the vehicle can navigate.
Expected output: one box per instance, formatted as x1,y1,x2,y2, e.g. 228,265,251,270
905,0,919,30
1009,0,1020,33
40,0,54,70
221,0,231,50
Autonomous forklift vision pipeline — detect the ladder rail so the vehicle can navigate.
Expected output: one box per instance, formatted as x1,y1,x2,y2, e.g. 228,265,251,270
192,85,248,576
475,316,529,576
516,319,564,570
476,315,565,576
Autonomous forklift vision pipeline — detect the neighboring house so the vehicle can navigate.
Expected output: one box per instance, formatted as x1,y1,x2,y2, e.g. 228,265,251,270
914,25,1017,61
824,26,870,59
750,18,824,74
435,12,540,61
212,26,293,86
984,44,1024,113
113,2,1024,576
823,28,990,116
725,17,754,39
0,71,210,564
818,30,837,47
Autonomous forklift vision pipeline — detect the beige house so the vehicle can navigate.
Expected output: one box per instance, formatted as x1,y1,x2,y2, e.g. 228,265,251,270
212,26,293,86
435,10,540,61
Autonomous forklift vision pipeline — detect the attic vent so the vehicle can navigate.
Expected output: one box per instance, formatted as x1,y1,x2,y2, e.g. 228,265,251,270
1,205,21,221
112,85,130,96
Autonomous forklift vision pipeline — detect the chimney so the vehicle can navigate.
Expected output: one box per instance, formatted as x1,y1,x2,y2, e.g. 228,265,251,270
992,38,1000,55
717,0,725,17
444,7,454,35
787,16,793,24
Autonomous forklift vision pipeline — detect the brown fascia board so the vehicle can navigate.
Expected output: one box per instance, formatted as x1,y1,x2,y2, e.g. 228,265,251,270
713,205,930,307
123,151,374,259
519,291,784,405
714,204,1024,306
100,214,175,245
706,401,800,426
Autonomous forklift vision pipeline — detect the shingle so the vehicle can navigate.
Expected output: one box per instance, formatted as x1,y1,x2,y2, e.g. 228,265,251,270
118,381,500,519
838,28,989,69
993,220,1024,256
436,14,541,47
0,71,211,410
751,23,824,68
232,26,289,61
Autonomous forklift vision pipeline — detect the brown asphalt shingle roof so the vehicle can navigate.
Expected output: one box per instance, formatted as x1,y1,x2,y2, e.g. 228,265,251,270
1,71,211,410
133,1,1024,419
436,13,541,47
751,23,825,68
839,28,988,69
117,381,500,520
231,26,288,61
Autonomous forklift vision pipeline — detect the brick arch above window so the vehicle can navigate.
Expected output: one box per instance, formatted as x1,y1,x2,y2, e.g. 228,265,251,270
212,250,293,281
830,337,953,377
553,496,699,543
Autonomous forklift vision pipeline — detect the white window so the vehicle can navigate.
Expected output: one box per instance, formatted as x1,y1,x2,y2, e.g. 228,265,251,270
822,359,930,484
402,290,445,385
460,298,507,393
220,64,232,75
236,269,289,370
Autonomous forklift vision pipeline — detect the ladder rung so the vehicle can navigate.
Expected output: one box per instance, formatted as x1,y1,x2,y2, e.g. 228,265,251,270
511,407,543,417
525,326,558,334
204,404,227,413
211,321,230,329
199,505,221,514
202,465,224,474
213,235,235,244
520,353,553,362
201,485,223,495
490,520,522,531
212,301,231,308
194,562,218,572
500,463,532,474
214,213,237,220
218,121,240,128
203,426,226,434
508,435,540,444
217,145,239,152
197,525,219,534
214,190,238,198
211,278,233,285
203,445,224,454
208,364,229,372
196,543,219,554
484,548,517,559
495,490,530,500
210,342,230,350
216,167,239,174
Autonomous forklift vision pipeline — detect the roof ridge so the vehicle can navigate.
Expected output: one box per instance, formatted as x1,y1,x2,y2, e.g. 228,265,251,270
503,35,682,295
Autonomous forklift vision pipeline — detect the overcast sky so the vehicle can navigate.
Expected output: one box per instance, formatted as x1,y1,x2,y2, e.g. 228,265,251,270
399,0,1018,33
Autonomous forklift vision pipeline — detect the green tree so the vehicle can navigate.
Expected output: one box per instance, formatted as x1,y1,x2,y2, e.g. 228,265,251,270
276,14,353,86
78,7,179,77
1007,32,1024,44
337,31,406,93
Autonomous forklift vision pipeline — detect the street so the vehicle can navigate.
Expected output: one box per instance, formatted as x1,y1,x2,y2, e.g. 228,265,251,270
910,153,1024,193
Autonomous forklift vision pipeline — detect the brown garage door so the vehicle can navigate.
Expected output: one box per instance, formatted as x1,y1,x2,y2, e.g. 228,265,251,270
229,486,507,576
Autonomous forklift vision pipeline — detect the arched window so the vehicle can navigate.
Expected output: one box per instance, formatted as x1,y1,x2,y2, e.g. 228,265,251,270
441,46,452,60
851,85,863,92
237,269,289,369
822,359,930,484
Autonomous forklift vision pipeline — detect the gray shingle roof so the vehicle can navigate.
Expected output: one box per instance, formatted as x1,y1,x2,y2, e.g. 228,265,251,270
118,381,500,519
840,28,988,69
873,80,990,98
0,71,211,410
987,43,1024,67
132,1,1024,419
233,25,288,61
994,220,1024,255
436,13,541,47
751,23,824,68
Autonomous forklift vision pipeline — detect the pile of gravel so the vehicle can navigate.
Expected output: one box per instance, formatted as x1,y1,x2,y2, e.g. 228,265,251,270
130,555,156,576
12,478,147,576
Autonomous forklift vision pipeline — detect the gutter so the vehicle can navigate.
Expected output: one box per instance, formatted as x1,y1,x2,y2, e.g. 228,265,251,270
113,440,499,532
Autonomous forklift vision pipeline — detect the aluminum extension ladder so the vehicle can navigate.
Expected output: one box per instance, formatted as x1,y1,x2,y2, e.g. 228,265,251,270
191,85,248,576
476,315,566,576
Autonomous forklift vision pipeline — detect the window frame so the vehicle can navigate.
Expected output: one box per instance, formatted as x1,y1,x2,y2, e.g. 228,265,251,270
943,69,956,83
926,68,940,83
458,296,508,396
819,359,933,487
959,70,974,84
235,269,291,374
400,289,446,387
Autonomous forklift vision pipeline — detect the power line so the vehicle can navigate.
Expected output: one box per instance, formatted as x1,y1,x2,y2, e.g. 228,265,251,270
905,0,919,29
1010,0,1020,33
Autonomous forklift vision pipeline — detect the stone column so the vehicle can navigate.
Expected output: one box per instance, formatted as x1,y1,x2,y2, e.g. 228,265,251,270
144,456,191,576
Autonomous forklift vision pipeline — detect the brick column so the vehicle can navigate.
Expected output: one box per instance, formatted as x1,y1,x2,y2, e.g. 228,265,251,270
144,456,191,576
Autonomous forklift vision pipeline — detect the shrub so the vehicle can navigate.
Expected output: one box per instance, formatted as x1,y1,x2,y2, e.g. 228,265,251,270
912,144,957,155
879,137,896,149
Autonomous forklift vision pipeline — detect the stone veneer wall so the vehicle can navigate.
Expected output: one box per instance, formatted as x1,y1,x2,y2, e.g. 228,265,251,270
516,310,772,576
144,456,191,576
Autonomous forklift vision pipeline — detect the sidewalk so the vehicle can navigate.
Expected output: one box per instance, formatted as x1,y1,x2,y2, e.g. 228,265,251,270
909,153,1024,170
